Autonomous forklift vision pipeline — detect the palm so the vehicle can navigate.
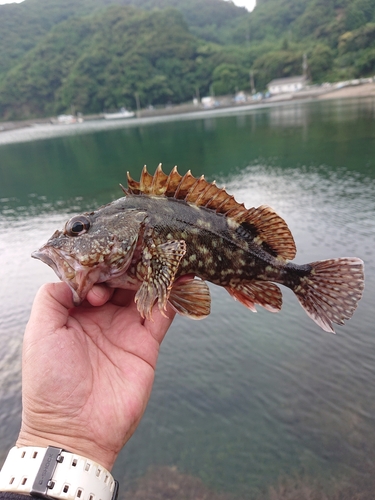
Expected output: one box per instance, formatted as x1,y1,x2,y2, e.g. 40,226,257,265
18,283,174,469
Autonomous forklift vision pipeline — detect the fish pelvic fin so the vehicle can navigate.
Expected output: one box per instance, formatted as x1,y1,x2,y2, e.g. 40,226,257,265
226,281,283,313
168,278,211,320
126,165,296,260
293,257,364,333
135,239,186,320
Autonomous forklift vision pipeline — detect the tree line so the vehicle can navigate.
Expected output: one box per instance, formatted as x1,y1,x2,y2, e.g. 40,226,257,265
0,0,375,120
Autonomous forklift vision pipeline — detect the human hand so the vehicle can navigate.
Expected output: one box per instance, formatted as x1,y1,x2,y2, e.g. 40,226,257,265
16,282,175,471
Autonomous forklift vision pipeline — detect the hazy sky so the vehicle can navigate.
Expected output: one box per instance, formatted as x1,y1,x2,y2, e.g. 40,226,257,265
0,0,257,9
231,0,256,10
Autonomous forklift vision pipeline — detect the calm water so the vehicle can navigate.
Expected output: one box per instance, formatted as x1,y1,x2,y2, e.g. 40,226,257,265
0,98,374,498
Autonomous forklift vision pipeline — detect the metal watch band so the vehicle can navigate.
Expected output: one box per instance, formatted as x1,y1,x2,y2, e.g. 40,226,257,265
0,447,118,500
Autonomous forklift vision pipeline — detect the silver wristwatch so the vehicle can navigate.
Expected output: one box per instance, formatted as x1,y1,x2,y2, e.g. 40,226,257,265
0,446,118,500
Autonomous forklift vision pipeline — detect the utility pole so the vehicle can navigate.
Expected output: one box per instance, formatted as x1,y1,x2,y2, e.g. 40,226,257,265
249,70,255,94
303,53,308,79
135,92,141,118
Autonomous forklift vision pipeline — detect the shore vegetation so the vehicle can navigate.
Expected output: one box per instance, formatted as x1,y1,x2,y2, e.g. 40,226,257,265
1,0,375,119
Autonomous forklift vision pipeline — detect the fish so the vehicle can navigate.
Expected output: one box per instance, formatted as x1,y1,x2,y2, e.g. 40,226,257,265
32,164,364,333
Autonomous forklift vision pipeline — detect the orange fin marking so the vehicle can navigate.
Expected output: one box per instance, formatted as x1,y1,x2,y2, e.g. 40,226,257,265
140,165,155,194
224,204,248,221
226,281,283,313
174,170,197,199
238,205,296,261
126,165,296,260
168,278,211,320
126,171,141,194
184,175,208,203
204,186,229,209
214,193,238,213
164,166,183,197
151,163,169,195
293,257,364,333
194,181,219,206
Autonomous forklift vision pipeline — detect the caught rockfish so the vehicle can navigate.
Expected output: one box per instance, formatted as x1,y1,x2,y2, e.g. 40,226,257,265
33,165,364,332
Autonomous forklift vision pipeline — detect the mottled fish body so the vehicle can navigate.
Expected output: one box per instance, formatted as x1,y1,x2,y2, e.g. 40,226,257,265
33,165,364,332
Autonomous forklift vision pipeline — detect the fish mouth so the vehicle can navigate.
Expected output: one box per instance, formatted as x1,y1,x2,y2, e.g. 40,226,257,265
32,249,62,278
32,246,102,306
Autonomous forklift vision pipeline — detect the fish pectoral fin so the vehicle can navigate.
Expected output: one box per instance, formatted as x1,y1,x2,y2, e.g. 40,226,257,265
226,281,282,313
135,239,187,320
168,278,211,320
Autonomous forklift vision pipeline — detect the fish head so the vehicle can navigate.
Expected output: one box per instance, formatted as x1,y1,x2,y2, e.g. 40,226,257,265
32,204,146,305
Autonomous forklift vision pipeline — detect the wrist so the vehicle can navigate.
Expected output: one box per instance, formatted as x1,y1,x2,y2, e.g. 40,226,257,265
0,446,118,500
16,429,117,472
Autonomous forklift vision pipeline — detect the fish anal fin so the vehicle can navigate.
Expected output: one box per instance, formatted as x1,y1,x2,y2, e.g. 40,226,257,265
226,281,282,313
135,239,187,319
169,278,211,319
293,257,364,333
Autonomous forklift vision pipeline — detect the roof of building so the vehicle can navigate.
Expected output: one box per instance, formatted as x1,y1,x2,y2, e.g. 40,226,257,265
267,75,307,87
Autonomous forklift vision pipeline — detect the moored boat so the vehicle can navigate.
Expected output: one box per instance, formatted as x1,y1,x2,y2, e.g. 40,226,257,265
103,107,135,119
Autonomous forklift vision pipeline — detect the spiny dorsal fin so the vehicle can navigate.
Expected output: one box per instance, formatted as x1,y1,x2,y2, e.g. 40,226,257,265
126,165,296,260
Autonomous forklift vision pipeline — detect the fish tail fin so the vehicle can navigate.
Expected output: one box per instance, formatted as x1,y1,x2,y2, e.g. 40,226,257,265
293,257,364,333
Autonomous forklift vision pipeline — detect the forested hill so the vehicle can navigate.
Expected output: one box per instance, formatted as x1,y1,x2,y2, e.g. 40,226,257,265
0,0,246,79
1,0,375,120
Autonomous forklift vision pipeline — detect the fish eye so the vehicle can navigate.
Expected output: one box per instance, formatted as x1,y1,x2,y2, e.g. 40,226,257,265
65,216,91,236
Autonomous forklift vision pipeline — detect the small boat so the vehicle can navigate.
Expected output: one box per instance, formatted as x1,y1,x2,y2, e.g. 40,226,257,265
104,107,135,120
53,114,84,125
56,114,77,124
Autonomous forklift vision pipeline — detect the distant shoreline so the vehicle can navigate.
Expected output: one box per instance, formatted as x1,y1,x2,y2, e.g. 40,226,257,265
0,82,375,140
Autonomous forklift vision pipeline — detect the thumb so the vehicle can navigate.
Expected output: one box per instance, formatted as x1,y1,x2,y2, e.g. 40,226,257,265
26,282,74,339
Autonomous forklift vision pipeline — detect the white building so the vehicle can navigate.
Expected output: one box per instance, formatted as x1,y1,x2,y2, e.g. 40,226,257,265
267,76,307,95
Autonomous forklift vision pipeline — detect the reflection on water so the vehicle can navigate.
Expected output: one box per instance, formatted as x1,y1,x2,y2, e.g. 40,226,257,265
269,105,308,128
0,98,374,498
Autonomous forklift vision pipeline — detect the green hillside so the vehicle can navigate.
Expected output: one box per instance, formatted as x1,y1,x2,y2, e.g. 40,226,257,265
0,4,253,119
1,0,375,120
0,0,245,79
234,0,375,86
